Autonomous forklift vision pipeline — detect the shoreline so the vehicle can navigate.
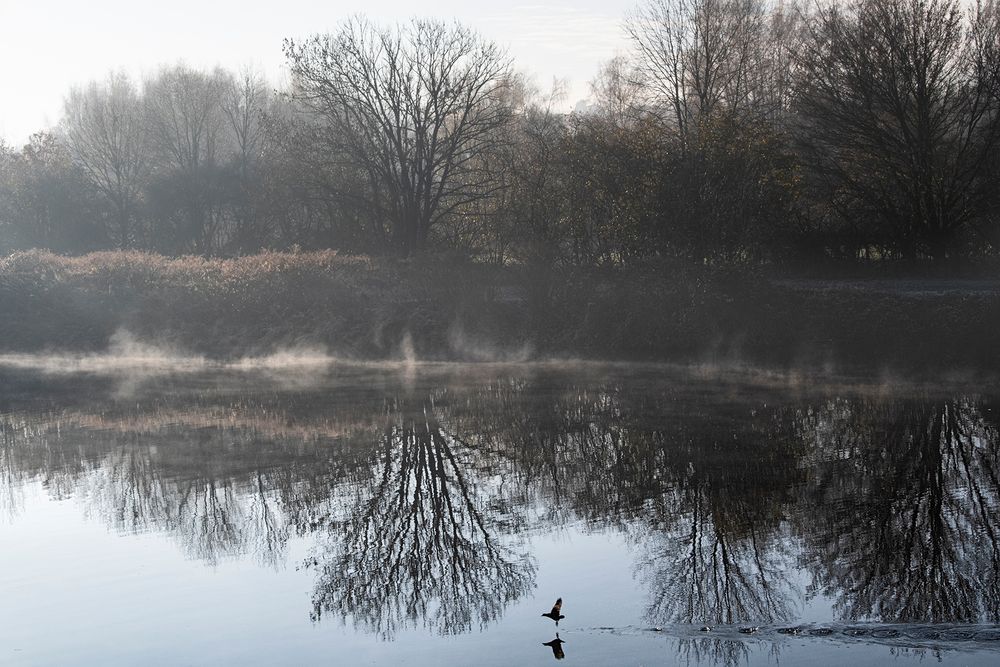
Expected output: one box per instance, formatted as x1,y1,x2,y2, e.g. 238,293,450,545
2,250,998,374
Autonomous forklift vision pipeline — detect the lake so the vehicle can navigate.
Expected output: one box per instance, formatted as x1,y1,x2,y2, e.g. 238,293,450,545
1,358,999,665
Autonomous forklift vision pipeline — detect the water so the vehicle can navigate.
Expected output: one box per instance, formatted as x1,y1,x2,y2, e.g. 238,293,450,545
1,361,999,665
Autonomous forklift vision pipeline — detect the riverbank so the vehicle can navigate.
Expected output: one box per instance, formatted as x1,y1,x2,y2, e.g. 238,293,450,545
1,250,997,373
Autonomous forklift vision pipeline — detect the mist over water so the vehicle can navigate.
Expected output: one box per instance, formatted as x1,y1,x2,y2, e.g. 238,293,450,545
0,330,392,375
0,328,549,376
1,330,993,409
2,0,998,663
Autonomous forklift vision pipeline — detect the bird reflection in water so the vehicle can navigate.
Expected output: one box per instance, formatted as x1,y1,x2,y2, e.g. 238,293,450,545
542,633,565,660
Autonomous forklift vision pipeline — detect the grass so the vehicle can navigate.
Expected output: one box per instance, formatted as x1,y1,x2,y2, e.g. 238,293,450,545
1,249,997,373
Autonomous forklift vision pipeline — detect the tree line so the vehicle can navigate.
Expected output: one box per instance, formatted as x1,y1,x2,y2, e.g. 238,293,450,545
2,0,1000,264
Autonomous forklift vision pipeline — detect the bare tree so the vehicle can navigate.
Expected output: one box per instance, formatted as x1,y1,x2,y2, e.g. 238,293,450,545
796,0,1000,259
221,67,273,251
626,0,772,147
62,73,147,248
143,65,232,252
144,65,230,173
589,56,646,129
285,17,514,255
222,68,270,173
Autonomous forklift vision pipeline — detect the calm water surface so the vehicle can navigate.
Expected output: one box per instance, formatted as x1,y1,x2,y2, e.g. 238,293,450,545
1,361,999,665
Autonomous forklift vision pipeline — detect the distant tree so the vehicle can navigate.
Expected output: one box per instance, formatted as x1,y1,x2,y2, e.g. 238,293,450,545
493,80,573,267
62,73,148,249
285,17,514,256
796,0,1000,259
143,65,232,253
265,96,384,252
589,56,646,129
658,114,800,262
221,67,272,252
0,133,104,251
967,0,1000,254
623,0,801,263
0,141,14,251
562,113,665,264
626,0,776,147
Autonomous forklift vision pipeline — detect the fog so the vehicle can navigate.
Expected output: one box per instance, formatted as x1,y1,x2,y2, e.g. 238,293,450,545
1,3,999,665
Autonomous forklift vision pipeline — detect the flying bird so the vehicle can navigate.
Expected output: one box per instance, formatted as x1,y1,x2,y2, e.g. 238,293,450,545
542,634,565,660
542,598,565,625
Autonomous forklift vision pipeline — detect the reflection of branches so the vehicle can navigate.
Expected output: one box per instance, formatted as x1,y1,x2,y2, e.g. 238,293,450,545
245,471,290,568
675,637,751,667
0,419,27,521
635,408,806,627
6,365,1000,642
309,402,535,638
641,484,796,625
2,414,326,567
452,381,676,527
802,398,1000,622
78,442,291,567
446,378,806,628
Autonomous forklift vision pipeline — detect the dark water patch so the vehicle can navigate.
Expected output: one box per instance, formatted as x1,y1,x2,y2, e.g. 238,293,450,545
618,623,1000,653
869,628,901,639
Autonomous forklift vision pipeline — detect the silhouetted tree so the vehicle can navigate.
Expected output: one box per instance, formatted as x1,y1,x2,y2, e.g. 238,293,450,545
285,18,514,255
796,0,1000,259
623,0,802,263
626,0,778,147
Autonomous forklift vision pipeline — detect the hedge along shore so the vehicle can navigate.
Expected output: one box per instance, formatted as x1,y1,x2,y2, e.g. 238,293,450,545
1,250,998,375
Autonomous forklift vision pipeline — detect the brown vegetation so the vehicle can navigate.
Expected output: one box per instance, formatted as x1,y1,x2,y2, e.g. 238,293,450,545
1,250,996,372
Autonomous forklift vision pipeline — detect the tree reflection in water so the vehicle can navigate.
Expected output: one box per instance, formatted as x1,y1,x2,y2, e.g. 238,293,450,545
632,406,806,627
0,418,26,520
801,397,1000,623
675,638,751,667
453,380,807,628
0,396,359,567
308,395,536,638
2,368,1000,645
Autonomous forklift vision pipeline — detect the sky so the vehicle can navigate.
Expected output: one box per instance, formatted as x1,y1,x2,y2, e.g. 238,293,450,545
0,0,634,147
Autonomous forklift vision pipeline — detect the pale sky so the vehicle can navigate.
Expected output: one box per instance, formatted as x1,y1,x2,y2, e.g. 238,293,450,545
0,0,634,147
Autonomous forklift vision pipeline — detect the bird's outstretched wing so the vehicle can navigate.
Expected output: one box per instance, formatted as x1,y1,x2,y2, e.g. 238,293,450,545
550,598,562,616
